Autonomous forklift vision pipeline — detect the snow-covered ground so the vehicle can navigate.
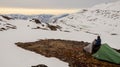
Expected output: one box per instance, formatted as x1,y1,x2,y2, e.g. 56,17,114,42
92,0,120,10
0,0,120,67
0,20,120,67
0,28,69,67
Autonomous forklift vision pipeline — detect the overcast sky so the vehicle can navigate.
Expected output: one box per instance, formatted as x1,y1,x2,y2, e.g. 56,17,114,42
0,0,118,9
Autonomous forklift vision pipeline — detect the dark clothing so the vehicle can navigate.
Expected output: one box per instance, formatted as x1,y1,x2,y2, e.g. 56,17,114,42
96,38,101,46
92,45,101,53
92,37,101,53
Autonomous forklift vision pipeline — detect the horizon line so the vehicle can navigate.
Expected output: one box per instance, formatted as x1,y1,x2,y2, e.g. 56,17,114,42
0,7,80,15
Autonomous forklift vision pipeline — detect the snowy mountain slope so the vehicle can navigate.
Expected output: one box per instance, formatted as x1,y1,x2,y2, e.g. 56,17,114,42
49,1,120,35
5,14,54,23
1,0,120,34
0,16,16,31
92,0,120,10
0,15,12,21
0,16,7,21
0,1,120,67
0,13,71,31
0,15,62,31
47,1,120,49
49,14,69,23
0,21,16,31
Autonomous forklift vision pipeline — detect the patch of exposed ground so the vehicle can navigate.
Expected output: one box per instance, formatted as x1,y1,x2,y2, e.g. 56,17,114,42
0,23,16,31
31,64,48,67
1,15,13,20
15,39,120,67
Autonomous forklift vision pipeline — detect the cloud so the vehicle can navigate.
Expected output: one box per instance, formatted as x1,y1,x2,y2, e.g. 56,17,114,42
0,0,118,9
0,7,80,15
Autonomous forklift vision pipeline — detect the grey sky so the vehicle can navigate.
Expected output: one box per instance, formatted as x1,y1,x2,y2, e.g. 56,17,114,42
0,0,118,9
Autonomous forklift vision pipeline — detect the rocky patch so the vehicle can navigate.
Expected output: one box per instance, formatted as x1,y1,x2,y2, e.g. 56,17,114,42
31,64,48,67
1,15,13,20
30,19,41,24
16,39,120,67
0,22,16,31
47,24,61,31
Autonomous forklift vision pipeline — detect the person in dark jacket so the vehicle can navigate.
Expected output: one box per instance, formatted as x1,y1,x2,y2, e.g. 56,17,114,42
92,36,101,53
96,36,101,46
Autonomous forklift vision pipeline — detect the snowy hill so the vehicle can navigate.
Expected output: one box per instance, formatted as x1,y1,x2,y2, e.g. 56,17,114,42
0,15,62,31
49,14,69,23
92,0,120,10
5,14,54,23
47,1,120,49
0,13,70,31
0,1,120,67
0,15,16,31
0,1,120,34
49,1,120,35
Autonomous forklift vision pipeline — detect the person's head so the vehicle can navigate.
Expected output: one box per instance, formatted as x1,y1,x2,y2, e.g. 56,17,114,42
97,36,101,39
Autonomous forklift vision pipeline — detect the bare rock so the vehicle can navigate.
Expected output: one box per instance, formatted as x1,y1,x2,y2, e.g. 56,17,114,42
31,19,41,24
47,24,61,31
31,64,48,67
1,15,13,20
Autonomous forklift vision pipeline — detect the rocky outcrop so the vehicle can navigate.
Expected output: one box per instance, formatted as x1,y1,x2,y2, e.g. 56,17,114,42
1,15,13,20
47,24,61,31
0,23,16,31
30,19,41,24
31,64,48,67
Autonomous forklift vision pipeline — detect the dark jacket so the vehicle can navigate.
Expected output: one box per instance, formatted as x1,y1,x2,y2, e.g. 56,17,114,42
96,38,101,46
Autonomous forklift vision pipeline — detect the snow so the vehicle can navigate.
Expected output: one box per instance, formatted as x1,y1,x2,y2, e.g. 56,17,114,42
5,14,54,23
0,1,120,67
0,21,96,67
47,1,120,49
92,0,120,10
53,9,120,34
0,20,70,67
0,17,120,67
0,28,69,67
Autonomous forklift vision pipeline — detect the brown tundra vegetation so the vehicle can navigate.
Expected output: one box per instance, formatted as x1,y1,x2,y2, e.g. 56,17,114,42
16,39,120,67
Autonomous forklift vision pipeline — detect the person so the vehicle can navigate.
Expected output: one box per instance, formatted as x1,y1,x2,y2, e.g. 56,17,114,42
83,39,97,54
92,36,101,53
96,36,101,46
84,36,101,54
